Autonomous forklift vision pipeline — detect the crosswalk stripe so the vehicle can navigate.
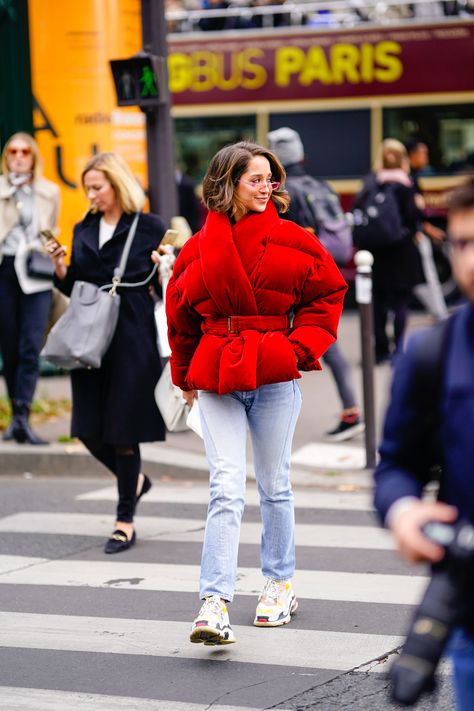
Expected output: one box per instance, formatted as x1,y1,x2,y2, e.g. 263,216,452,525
0,611,402,672
0,512,394,549
76,485,375,511
0,479,435,707
0,556,428,604
0,687,284,711
0,555,48,574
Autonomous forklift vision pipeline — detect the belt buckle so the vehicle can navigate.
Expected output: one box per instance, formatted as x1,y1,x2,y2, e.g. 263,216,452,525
228,316,238,334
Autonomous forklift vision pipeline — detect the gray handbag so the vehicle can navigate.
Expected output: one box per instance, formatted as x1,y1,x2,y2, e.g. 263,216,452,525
41,213,156,370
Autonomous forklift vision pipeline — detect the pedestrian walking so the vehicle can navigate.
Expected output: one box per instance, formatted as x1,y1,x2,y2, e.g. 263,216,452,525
405,138,448,321
267,127,364,441
166,141,347,645
0,132,60,444
48,152,166,554
352,138,419,364
374,176,474,710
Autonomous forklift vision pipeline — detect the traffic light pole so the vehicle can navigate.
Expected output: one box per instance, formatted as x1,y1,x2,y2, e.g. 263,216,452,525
141,0,178,224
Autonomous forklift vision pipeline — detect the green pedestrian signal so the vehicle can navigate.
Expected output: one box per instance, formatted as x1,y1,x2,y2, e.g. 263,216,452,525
110,54,166,107
139,66,158,98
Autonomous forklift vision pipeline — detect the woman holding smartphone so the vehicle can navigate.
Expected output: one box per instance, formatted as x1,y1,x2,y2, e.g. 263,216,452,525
0,132,60,444
166,141,347,645
48,152,166,554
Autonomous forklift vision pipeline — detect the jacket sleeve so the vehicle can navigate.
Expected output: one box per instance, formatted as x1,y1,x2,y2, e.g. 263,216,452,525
396,184,419,239
288,249,347,370
166,272,203,391
54,223,80,297
373,334,439,525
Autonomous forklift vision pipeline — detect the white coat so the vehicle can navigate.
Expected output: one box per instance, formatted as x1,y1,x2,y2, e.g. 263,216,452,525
0,174,60,294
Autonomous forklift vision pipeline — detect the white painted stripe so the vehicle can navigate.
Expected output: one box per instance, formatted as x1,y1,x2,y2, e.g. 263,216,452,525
0,687,283,711
0,512,393,550
0,556,428,604
292,443,365,470
76,484,375,511
0,555,48,575
0,611,402,673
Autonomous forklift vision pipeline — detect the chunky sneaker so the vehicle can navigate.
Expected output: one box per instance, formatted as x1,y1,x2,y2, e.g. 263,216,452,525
190,595,236,645
254,578,298,627
325,414,365,442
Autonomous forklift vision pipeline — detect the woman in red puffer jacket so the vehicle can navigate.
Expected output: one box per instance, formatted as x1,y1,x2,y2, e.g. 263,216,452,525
166,141,347,647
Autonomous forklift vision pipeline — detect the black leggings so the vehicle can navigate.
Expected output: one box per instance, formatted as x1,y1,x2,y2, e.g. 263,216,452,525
82,439,141,523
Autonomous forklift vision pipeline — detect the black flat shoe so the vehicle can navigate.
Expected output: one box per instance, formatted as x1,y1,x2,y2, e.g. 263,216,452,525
136,474,152,504
104,529,136,554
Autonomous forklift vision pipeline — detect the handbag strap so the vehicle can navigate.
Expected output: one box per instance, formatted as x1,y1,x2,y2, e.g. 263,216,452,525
113,212,140,281
101,212,159,293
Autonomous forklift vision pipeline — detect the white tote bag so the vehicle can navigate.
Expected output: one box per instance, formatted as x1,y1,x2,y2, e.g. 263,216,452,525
155,361,190,432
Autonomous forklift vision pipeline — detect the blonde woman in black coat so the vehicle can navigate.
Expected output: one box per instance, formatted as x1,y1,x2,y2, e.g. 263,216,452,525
49,152,166,553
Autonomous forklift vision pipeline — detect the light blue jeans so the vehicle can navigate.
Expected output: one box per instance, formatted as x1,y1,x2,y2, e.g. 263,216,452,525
198,380,302,602
449,627,474,710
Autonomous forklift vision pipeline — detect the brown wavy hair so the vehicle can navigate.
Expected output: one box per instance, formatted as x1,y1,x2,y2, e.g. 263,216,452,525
202,141,290,219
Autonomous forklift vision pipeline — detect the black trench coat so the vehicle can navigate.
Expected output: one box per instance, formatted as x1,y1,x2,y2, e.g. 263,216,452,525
56,211,166,444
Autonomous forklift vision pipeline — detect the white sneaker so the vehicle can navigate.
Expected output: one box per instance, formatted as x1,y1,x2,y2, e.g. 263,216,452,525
253,578,298,627
190,595,236,645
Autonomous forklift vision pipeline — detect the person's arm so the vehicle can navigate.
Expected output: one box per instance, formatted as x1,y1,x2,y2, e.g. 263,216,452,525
165,250,203,391
374,335,457,562
49,183,61,234
287,241,347,370
397,184,420,238
50,223,80,296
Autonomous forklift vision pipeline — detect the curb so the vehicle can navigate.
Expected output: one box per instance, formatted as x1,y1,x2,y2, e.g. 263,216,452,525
0,442,374,489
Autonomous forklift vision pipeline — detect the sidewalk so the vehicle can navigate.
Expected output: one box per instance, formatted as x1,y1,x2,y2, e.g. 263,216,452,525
0,312,432,489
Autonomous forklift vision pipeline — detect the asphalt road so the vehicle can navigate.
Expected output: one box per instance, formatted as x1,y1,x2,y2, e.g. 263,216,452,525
0,475,456,711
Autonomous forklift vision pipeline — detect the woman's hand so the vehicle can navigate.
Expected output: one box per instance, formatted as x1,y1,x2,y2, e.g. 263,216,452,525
151,250,161,265
46,240,68,280
151,244,174,265
182,389,197,407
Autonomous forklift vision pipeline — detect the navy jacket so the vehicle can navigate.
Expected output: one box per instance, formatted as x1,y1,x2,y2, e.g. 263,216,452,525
374,303,474,523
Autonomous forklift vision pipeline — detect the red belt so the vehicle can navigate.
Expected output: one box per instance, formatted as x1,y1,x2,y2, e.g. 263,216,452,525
203,315,290,335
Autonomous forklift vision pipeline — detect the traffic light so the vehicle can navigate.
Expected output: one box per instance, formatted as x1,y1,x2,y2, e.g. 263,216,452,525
109,54,166,108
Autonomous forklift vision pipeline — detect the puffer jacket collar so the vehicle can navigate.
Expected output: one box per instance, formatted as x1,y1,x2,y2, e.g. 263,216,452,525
199,201,280,316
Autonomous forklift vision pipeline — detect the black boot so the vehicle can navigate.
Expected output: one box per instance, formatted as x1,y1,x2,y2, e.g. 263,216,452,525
3,401,19,441
12,401,49,445
3,419,16,441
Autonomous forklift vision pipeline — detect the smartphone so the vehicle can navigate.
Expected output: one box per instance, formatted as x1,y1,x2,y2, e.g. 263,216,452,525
40,230,62,253
159,229,180,248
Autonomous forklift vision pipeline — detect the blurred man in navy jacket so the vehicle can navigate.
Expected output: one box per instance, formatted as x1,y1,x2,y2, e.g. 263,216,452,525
374,177,474,709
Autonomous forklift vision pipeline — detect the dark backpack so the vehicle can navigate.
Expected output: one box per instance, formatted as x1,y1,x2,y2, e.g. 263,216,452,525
351,179,404,251
285,174,353,266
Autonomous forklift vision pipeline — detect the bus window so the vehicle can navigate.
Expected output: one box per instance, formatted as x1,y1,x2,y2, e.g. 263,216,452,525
174,115,256,181
383,104,474,175
269,109,371,180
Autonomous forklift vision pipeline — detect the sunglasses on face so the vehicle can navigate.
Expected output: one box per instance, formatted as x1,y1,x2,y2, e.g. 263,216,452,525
239,178,281,191
7,147,32,157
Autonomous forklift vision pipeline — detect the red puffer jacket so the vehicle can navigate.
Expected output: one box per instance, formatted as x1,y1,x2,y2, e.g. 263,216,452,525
166,200,347,394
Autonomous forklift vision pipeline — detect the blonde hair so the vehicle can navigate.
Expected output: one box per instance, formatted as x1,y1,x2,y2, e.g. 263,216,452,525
375,139,410,172
81,152,146,213
202,141,290,219
1,132,42,179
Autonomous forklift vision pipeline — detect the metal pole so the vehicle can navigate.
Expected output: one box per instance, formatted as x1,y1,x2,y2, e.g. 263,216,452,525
140,0,178,223
354,250,377,469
